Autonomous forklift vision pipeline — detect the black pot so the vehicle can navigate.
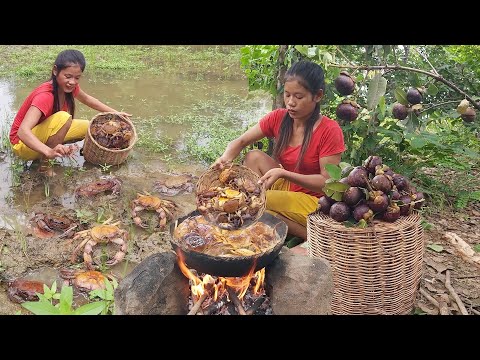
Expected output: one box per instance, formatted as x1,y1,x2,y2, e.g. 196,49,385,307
169,210,287,277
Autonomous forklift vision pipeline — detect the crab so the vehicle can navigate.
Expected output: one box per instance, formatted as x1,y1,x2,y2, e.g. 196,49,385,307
153,174,197,196
75,177,122,197
90,119,133,149
31,212,77,239
71,222,128,270
60,268,115,292
7,279,45,303
131,192,178,230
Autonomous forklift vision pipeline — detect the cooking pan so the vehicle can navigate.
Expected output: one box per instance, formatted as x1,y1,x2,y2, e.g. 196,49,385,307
169,210,287,277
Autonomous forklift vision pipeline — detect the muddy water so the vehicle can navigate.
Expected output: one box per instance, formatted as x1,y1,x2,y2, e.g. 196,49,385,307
0,66,271,314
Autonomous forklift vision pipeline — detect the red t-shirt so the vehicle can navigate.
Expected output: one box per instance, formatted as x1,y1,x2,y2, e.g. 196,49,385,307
9,81,80,144
259,108,345,197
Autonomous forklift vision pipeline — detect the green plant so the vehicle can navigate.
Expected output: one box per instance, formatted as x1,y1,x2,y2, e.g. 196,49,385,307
455,190,480,209
89,277,118,315
21,282,106,315
99,163,112,173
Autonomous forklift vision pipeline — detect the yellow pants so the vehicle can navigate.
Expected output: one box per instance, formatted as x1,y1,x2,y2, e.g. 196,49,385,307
266,178,319,227
12,111,89,161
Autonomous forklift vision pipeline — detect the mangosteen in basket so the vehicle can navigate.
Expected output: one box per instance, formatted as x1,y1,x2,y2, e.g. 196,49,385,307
347,166,369,188
367,191,389,213
364,155,382,175
412,192,425,209
392,174,409,192
390,189,401,201
343,186,365,207
329,202,351,222
371,174,393,194
353,203,374,222
334,71,355,96
398,194,413,216
382,203,401,222
318,196,333,215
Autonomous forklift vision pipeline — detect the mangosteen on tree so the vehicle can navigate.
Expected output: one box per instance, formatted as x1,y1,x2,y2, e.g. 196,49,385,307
334,71,355,96
336,101,358,122
329,202,351,222
461,107,476,123
392,102,408,120
406,88,423,105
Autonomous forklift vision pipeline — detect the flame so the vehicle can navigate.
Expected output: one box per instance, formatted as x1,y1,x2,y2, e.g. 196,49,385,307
176,252,266,305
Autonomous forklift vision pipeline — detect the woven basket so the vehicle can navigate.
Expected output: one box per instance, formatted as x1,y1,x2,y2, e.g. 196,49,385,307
196,163,266,229
307,211,424,315
83,112,137,166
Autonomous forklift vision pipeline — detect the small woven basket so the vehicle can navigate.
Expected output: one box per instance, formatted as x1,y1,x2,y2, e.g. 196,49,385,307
307,211,424,315
196,163,266,229
83,112,137,166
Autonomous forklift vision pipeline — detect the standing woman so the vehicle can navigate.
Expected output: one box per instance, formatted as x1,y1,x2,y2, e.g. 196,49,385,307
9,49,131,174
214,60,345,252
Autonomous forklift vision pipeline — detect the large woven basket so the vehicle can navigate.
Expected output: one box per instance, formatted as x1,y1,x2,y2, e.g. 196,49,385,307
83,112,137,166
196,163,266,229
307,211,424,315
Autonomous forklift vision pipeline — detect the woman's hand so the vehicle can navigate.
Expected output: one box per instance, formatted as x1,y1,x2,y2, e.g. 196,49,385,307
258,167,285,189
212,156,232,170
117,112,132,118
45,144,74,159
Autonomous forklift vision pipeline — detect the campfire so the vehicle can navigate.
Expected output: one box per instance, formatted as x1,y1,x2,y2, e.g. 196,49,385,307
177,253,271,315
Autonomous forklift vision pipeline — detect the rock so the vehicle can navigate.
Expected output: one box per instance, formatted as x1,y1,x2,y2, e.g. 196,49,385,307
114,252,189,315
265,251,333,315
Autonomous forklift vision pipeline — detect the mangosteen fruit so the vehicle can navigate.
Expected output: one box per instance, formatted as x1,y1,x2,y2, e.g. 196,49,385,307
406,88,422,105
392,174,409,192
336,102,358,122
353,203,374,222
367,191,389,213
412,192,425,209
341,165,354,178
392,102,408,120
334,71,355,96
318,196,333,215
347,166,369,188
390,189,401,201
371,174,393,194
329,202,351,222
399,195,413,216
364,155,382,174
461,107,476,123
382,203,401,222
342,186,365,207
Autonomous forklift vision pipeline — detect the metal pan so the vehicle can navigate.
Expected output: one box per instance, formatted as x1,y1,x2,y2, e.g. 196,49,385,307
169,210,287,277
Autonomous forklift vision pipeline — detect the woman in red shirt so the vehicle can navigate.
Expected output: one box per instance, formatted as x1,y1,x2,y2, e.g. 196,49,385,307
9,49,131,175
214,60,345,252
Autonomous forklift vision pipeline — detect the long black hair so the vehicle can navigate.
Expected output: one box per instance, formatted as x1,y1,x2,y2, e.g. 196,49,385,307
272,60,325,171
51,49,86,119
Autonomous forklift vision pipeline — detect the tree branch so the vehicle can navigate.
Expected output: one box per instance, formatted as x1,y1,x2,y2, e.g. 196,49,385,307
414,47,439,75
330,63,480,111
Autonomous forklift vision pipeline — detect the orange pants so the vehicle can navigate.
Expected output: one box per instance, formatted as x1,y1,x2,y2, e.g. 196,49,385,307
266,178,319,227
12,111,89,161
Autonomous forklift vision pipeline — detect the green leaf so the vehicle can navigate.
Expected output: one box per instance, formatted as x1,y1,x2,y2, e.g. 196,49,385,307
367,73,387,110
294,45,308,56
74,301,106,315
324,182,350,192
357,219,368,228
474,244,480,253
50,281,57,294
22,300,60,315
325,164,341,180
339,162,351,170
394,88,408,106
410,137,427,149
379,96,386,117
426,83,438,96
427,244,444,253
58,286,74,314
331,192,343,202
